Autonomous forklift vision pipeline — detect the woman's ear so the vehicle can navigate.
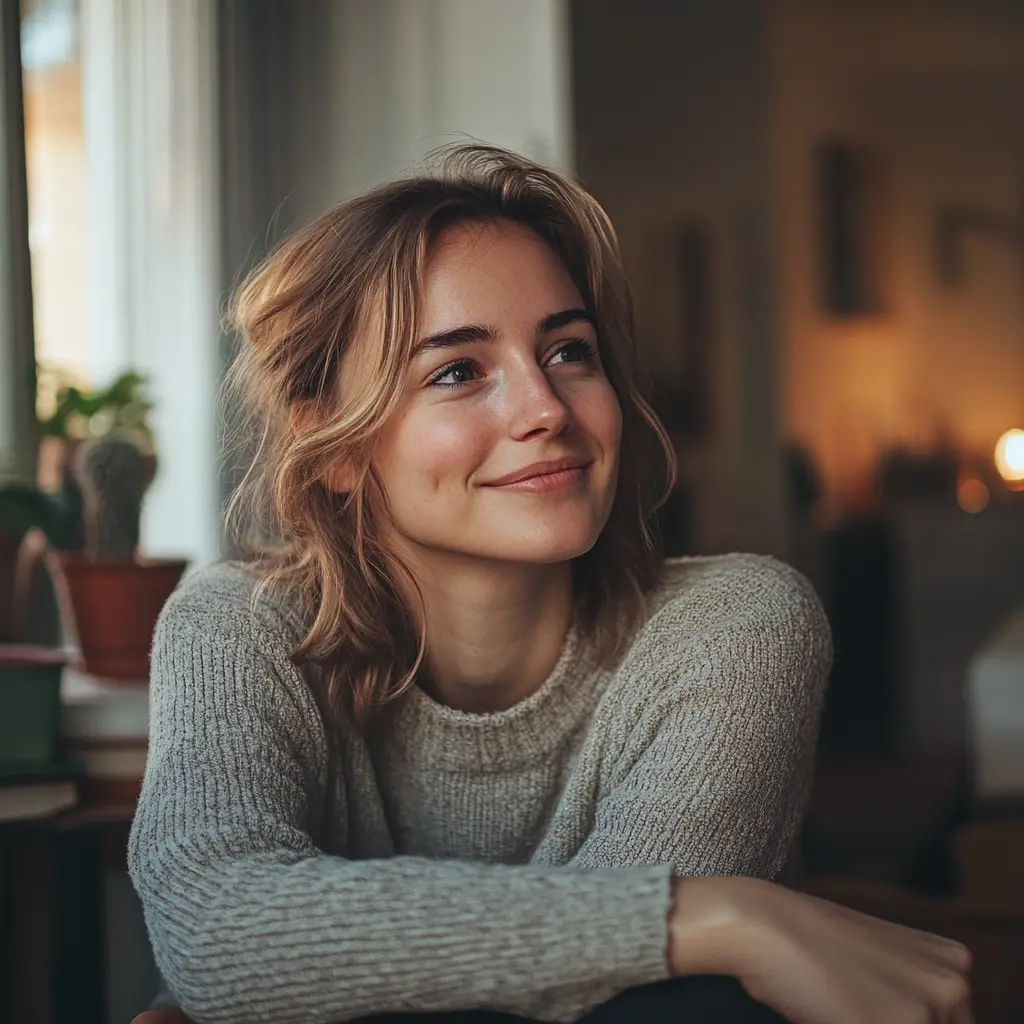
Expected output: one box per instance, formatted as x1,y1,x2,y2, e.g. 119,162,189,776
289,401,358,493
323,461,358,494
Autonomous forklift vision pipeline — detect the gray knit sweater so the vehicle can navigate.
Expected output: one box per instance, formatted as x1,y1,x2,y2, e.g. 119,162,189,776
127,552,831,1024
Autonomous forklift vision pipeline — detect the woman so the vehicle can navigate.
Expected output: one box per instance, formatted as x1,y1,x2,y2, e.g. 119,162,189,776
128,145,972,1024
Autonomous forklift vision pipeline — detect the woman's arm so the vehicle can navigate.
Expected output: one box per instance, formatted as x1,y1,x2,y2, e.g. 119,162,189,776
129,579,674,1024
539,558,971,1023
519,556,830,1019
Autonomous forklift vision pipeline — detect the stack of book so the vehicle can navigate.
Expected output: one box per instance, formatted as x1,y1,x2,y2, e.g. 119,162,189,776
0,757,84,824
0,643,82,825
60,666,149,805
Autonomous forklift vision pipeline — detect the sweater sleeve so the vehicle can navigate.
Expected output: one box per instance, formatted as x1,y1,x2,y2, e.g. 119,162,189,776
563,556,832,879
508,556,831,1023
128,578,673,1024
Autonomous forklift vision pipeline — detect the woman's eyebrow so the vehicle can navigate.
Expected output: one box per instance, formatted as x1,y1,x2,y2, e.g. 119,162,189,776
538,307,595,333
412,308,595,358
412,323,497,357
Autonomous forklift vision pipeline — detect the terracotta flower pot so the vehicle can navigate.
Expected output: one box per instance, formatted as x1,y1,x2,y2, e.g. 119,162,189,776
48,553,187,681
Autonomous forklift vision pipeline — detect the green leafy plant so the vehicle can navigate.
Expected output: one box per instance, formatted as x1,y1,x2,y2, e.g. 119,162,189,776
36,366,153,443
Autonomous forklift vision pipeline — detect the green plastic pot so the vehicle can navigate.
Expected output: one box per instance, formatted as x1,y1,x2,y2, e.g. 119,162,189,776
0,645,69,762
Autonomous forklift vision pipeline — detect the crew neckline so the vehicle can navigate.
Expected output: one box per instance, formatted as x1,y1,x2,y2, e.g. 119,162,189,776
390,608,610,773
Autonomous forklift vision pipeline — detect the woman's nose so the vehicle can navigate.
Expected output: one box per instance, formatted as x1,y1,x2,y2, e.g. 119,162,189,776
504,366,573,440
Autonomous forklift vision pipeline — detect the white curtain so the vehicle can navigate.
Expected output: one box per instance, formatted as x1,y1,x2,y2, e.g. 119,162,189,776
83,0,221,567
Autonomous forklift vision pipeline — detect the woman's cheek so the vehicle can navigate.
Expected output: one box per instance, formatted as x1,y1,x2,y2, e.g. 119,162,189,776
578,380,622,450
401,410,491,483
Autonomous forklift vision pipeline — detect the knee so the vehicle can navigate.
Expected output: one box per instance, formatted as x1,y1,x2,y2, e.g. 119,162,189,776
130,1011,194,1024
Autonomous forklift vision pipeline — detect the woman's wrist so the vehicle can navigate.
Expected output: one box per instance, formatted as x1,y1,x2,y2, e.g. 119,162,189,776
667,875,767,980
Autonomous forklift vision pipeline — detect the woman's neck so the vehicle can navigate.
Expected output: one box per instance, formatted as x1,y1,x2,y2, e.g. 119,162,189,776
398,553,575,714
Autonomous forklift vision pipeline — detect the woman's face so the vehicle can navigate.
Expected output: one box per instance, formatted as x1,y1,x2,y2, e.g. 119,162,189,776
370,218,622,568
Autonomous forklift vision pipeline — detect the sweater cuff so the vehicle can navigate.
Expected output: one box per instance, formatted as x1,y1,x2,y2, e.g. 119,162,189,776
518,862,675,1022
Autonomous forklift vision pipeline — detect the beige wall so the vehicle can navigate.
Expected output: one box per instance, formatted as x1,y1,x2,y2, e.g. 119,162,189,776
771,0,1024,508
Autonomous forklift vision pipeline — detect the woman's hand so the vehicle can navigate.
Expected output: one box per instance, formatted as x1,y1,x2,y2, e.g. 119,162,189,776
668,876,973,1024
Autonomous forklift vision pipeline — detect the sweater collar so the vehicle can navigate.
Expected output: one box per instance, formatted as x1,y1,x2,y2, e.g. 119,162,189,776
386,608,609,773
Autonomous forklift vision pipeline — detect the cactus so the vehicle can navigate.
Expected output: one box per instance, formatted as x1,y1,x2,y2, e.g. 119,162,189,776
73,435,156,561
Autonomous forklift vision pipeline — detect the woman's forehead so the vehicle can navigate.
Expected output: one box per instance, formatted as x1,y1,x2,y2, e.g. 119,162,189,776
421,220,583,329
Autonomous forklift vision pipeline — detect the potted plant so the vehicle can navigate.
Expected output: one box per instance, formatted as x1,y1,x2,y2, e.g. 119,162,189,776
35,365,154,493
0,368,186,678
46,433,188,681
2,367,153,644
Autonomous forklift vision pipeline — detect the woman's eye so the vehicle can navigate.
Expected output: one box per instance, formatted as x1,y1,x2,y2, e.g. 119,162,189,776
549,339,598,366
427,340,597,390
429,359,479,388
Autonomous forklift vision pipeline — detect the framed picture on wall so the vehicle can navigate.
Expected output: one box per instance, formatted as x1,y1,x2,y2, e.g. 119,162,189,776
816,140,890,317
650,221,714,442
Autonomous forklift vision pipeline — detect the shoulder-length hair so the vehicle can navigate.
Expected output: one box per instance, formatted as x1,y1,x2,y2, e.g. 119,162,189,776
223,144,676,732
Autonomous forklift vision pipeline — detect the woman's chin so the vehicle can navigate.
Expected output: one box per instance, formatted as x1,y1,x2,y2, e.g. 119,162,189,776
477,527,603,565
394,512,608,566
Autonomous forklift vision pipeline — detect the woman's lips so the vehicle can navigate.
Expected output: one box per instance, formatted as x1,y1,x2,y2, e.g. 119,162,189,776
488,464,589,493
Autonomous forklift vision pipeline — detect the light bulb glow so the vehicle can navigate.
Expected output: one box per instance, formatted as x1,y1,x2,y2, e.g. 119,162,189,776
995,428,1024,484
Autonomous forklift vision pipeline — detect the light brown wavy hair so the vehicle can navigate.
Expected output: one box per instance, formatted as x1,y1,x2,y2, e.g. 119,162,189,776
223,144,676,732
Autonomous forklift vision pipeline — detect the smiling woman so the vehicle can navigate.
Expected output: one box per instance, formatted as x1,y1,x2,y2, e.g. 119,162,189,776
127,146,974,1024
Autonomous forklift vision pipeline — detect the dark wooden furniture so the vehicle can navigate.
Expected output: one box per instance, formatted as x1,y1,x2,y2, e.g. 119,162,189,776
0,799,135,1024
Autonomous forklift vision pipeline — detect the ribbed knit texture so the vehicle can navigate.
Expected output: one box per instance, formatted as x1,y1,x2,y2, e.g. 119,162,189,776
127,552,832,1024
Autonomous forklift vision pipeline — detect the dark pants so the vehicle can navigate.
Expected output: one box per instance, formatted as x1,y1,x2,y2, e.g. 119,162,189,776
364,975,789,1023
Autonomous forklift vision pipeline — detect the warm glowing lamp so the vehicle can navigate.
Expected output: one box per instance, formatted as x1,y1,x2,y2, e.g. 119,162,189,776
994,428,1024,489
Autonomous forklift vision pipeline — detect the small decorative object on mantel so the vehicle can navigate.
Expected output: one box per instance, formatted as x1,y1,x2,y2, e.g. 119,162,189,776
47,432,187,682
